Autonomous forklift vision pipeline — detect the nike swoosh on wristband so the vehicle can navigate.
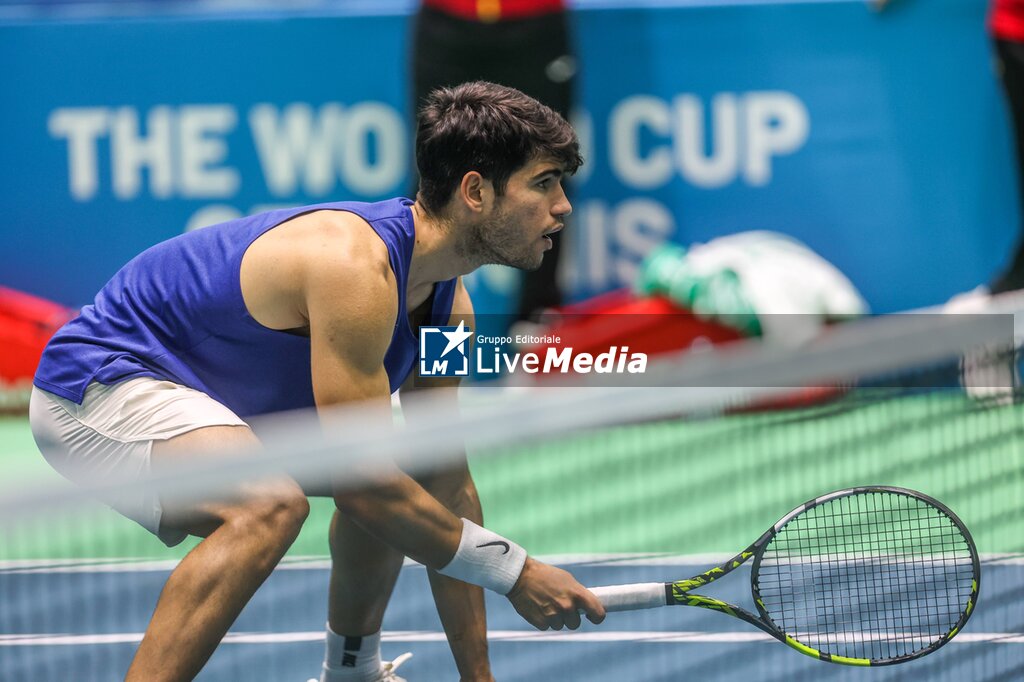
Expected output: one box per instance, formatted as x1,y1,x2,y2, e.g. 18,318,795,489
476,540,511,554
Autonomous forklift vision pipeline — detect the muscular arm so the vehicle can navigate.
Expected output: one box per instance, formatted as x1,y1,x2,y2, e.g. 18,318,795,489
403,280,493,680
303,220,463,569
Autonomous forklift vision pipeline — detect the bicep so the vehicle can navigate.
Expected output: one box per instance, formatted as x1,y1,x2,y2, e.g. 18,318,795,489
309,320,390,406
304,257,408,496
305,249,396,408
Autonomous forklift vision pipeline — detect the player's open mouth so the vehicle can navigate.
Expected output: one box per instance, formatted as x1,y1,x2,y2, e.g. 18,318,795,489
541,224,562,249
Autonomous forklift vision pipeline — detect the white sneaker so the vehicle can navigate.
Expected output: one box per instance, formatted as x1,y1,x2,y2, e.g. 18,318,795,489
309,652,413,682
380,653,413,682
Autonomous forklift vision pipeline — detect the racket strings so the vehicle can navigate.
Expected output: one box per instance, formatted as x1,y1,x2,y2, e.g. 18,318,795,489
755,491,975,662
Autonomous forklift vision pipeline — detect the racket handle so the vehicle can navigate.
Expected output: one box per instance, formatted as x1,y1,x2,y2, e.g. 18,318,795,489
589,583,666,612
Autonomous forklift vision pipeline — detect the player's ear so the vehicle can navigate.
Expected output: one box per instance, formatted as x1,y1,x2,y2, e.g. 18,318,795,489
459,171,490,214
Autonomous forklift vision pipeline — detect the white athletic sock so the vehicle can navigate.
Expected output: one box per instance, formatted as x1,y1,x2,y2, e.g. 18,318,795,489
320,625,383,682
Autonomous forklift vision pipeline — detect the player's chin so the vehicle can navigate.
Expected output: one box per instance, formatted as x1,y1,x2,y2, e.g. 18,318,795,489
524,249,547,271
503,247,546,271
513,258,544,272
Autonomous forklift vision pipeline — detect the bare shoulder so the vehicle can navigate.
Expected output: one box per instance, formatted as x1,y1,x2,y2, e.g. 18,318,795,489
240,209,396,332
294,211,393,298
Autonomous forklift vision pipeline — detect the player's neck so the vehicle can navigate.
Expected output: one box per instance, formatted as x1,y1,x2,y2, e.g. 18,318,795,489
408,201,478,288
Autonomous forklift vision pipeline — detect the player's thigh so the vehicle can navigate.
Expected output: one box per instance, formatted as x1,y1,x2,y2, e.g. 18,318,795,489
30,379,247,546
152,425,308,538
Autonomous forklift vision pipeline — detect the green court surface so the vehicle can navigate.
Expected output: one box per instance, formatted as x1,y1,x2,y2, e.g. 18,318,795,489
476,390,1024,557
0,415,49,481
2,389,1022,562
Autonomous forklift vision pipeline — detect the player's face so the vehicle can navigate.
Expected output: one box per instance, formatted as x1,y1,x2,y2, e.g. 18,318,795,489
468,157,572,271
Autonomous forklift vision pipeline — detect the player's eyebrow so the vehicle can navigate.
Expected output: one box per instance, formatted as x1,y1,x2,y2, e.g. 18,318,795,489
530,168,563,183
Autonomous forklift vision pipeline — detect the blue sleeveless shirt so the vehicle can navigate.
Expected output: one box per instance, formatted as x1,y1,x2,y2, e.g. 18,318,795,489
34,199,458,418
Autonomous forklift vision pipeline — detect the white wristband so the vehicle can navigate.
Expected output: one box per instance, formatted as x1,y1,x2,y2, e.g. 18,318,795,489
437,518,527,595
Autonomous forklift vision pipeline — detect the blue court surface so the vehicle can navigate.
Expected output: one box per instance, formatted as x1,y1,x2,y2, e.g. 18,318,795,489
2,555,1021,681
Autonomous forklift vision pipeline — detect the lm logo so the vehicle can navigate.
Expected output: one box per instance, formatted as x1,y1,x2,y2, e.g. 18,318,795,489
419,320,473,377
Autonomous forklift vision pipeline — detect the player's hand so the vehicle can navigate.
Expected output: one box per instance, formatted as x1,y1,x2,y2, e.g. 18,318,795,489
506,557,607,630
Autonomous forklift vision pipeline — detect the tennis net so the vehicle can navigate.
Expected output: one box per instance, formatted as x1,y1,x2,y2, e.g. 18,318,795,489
1,299,1022,681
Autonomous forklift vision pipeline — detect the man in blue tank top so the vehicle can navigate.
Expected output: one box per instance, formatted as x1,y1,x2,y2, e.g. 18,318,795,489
30,81,604,682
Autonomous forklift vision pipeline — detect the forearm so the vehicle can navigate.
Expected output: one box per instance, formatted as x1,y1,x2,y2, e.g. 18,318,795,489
335,472,463,569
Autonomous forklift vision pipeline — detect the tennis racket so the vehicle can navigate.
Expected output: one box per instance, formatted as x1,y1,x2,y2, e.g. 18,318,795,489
587,486,980,666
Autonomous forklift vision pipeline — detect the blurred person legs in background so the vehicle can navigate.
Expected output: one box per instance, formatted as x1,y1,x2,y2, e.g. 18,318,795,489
411,0,577,321
990,1,1024,295
953,1,1024,306
946,2,1024,310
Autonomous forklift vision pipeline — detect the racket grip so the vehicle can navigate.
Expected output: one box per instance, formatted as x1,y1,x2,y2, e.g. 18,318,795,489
589,583,666,612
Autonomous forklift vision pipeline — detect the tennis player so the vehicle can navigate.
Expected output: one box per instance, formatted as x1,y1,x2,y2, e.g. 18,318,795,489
29,81,605,682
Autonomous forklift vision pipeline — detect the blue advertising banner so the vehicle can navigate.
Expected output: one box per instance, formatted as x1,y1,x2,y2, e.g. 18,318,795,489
1,12,413,305
564,0,1018,314
0,0,1016,316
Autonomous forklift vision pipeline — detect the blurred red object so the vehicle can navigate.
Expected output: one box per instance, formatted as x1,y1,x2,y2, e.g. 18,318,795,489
0,287,75,406
525,289,844,411
527,288,743,358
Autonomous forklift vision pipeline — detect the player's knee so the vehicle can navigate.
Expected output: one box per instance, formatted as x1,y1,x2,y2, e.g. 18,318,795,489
265,488,310,539
332,488,372,521
231,486,309,544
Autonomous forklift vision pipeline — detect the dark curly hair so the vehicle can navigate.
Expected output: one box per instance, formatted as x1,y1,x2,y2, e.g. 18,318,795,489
415,81,582,215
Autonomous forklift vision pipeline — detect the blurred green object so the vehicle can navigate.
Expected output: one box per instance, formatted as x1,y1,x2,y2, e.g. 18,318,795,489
635,243,762,336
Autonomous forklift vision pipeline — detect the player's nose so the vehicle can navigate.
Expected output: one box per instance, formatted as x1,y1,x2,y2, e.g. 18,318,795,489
553,185,572,218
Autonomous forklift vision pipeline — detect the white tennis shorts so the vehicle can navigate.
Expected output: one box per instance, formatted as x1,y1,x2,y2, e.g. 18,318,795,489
29,378,248,547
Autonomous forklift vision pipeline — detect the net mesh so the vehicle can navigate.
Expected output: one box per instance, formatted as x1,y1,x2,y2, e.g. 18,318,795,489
1,306,1023,681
